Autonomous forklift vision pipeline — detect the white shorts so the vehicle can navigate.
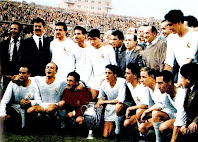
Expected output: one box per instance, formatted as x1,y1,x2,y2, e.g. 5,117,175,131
40,103,58,110
162,108,176,119
104,104,116,122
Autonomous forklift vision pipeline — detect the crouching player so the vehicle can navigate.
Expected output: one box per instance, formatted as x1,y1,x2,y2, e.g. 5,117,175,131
0,67,41,128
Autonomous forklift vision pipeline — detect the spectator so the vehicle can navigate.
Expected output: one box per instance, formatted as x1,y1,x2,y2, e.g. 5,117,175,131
137,25,147,50
23,26,33,39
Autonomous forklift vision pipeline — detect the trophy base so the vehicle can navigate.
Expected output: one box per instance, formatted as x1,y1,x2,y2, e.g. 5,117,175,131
87,136,94,140
87,130,94,139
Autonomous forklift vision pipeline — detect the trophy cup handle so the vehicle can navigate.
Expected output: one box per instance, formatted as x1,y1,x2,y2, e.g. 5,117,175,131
82,105,87,110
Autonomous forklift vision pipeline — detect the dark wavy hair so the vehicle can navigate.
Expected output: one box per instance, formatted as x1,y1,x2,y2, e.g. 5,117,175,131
180,63,198,84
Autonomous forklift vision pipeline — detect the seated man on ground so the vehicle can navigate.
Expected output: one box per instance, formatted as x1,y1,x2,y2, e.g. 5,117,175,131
0,66,41,128
137,68,175,139
171,63,198,142
148,70,186,142
95,64,126,138
27,62,65,118
58,71,92,129
123,63,153,129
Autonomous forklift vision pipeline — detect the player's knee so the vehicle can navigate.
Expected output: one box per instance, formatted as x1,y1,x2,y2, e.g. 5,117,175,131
103,131,109,138
152,110,161,121
46,104,58,113
138,123,147,134
136,109,144,120
152,110,159,117
159,123,166,133
115,103,125,116
76,116,83,125
27,106,34,114
58,101,65,109
124,119,130,127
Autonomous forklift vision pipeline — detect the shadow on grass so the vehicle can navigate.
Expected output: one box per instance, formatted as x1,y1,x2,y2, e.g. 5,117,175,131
2,125,116,142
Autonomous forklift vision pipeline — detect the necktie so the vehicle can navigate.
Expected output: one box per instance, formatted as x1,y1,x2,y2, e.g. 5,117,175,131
39,37,42,50
0,80,2,100
187,88,191,96
185,88,192,107
126,51,130,65
115,48,119,64
12,39,18,62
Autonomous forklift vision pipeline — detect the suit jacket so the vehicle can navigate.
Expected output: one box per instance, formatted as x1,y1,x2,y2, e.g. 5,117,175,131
117,44,145,75
127,48,145,68
184,84,198,126
116,44,126,76
0,38,24,76
23,36,52,76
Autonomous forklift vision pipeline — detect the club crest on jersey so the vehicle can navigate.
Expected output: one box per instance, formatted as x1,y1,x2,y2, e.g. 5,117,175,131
55,88,58,93
187,43,190,48
64,47,67,51
137,97,140,102
27,94,31,99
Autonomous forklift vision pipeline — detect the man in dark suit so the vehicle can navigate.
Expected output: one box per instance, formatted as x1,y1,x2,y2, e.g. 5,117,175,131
0,21,24,91
23,17,52,76
124,34,145,68
171,63,198,142
110,30,126,76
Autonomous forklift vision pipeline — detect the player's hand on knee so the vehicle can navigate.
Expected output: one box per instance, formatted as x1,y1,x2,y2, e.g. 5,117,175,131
67,111,74,118
126,108,131,119
188,122,197,133
58,100,65,109
1,115,7,121
20,99,31,109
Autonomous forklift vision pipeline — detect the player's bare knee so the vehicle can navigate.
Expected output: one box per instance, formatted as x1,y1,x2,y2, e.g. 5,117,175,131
103,133,108,138
159,123,166,133
76,116,83,125
136,109,144,120
58,101,65,109
46,104,58,113
116,103,125,116
138,123,146,134
27,106,34,114
115,103,121,112
124,119,130,127
152,110,161,121
103,131,110,138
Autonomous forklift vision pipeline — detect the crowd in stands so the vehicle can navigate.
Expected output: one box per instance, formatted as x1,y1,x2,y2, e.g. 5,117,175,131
0,0,160,40
0,1,198,142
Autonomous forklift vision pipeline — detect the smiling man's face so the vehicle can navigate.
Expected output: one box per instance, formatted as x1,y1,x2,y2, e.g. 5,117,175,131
45,63,57,77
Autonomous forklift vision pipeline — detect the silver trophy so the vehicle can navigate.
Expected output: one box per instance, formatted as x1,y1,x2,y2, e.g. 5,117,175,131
83,102,103,139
